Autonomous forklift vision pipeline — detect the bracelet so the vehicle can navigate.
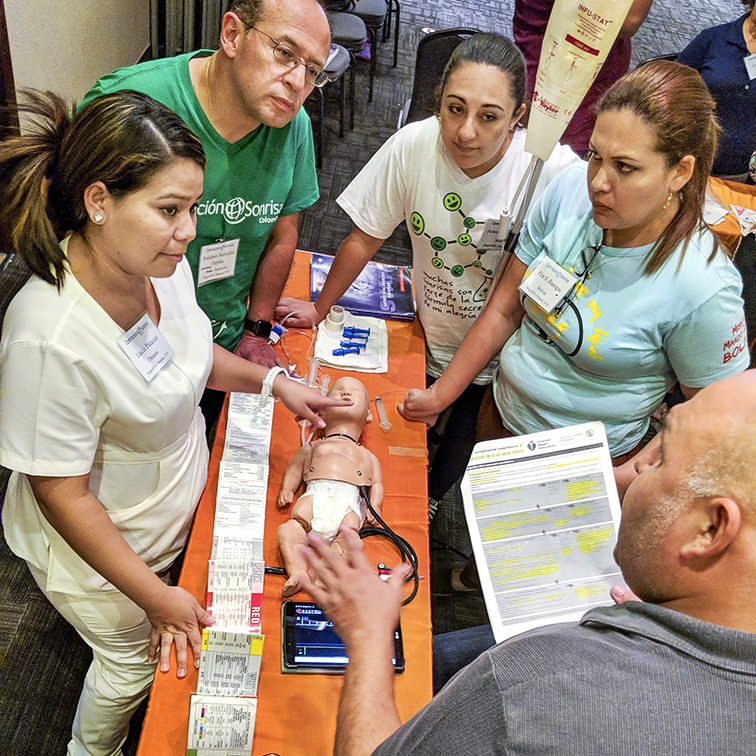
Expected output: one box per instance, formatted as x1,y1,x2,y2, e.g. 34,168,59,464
260,366,288,408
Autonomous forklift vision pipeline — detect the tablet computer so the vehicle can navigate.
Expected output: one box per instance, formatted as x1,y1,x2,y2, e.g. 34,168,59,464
281,600,405,674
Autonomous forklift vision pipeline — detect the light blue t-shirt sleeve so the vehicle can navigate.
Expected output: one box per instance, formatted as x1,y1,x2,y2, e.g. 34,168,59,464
515,163,588,267
664,280,748,387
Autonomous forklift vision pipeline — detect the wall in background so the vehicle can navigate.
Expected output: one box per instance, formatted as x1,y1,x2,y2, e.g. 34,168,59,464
5,0,149,102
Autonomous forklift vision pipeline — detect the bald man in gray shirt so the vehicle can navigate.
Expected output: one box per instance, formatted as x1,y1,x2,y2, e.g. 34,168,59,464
304,370,756,756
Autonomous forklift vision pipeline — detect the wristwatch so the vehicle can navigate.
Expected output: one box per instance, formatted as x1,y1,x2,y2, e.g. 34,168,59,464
243,319,273,339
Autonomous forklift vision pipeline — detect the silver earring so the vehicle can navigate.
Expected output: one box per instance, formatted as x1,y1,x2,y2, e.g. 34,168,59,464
93,212,104,224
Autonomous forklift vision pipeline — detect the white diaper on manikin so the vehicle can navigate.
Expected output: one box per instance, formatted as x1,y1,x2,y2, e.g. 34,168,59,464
306,479,364,540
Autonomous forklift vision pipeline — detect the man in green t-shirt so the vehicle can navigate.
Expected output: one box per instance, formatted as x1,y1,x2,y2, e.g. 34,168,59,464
81,0,330,374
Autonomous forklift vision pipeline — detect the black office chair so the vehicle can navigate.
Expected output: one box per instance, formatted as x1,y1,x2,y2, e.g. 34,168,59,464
635,52,679,68
352,0,388,103
731,232,756,367
326,11,367,132
304,43,352,167
0,251,32,335
383,0,400,69
397,27,481,129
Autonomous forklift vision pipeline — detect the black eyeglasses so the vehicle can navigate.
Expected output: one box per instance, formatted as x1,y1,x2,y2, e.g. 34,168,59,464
552,243,602,318
250,27,330,88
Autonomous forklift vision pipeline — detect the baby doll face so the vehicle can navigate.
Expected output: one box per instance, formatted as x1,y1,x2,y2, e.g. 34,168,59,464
327,377,372,424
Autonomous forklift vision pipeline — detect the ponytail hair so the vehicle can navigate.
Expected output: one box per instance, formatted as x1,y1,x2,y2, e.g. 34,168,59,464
0,90,71,285
0,89,206,287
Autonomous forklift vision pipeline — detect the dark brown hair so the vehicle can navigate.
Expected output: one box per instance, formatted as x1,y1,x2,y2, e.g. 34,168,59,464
597,60,721,274
0,89,206,287
436,33,527,116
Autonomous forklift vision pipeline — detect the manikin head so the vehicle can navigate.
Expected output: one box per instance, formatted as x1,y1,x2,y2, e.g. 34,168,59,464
614,371,756,629
324,377,373,431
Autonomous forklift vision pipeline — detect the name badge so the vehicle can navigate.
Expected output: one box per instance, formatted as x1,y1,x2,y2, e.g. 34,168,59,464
118,313,174,383
518,257,577,314
745,53,756,81
198,238,240,286
478,217,503,252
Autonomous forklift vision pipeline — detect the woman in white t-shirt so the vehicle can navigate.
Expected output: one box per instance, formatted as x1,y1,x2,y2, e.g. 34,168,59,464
0,90,343,756
276,33,578,505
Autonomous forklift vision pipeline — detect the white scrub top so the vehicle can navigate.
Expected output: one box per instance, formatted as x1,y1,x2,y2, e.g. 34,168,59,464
0,245,214,595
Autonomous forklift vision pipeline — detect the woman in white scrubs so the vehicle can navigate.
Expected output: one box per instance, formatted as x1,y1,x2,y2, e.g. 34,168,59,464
0,90,341,756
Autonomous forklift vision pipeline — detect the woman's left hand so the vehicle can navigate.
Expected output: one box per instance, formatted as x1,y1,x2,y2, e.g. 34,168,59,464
147,585,216,678
399,385,444,427
274,375,352,428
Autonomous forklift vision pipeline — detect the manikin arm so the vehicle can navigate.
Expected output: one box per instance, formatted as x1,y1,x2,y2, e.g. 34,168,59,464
275,227,386,327
364,450,384,525
277,445,310,508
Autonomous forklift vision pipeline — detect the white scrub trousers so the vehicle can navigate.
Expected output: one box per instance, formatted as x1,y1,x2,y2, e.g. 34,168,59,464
28,563,156,756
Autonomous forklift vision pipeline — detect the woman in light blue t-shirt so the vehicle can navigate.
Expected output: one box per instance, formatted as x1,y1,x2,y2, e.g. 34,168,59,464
403,61,749,479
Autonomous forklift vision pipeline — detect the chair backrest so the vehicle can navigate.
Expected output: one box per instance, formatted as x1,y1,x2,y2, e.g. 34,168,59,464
404,28,481,126
635,52,679,69
322,0,356,9
0,252,32,337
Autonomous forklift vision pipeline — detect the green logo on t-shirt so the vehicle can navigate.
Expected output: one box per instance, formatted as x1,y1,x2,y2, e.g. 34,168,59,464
196,197,284,225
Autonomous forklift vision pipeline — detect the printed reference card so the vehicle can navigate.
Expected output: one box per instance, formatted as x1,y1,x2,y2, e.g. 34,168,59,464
461,422,622,642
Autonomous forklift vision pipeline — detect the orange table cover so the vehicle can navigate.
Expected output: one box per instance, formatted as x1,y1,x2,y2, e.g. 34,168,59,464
709,176,756,255
136,251,432,756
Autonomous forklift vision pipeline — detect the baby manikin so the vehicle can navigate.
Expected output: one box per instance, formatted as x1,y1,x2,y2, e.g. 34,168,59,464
276,377,383,597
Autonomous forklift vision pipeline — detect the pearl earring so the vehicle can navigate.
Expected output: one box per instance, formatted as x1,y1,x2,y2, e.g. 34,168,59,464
93,212,104,224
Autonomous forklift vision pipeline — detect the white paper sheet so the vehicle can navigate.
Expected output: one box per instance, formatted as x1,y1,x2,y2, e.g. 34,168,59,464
207,560,264,633
461,422,622,642
197,630,265,698
186,693,257,754
223,392,274,463
210,460,268,563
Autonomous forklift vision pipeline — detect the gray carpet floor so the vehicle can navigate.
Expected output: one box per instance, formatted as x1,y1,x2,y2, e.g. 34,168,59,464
0,0,743,752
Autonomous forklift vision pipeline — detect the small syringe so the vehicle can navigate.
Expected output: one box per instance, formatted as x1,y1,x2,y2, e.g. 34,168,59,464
374,396,391,432
306,357,320,387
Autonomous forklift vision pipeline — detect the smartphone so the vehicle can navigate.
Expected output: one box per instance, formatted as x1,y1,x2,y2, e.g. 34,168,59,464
281,600,405,674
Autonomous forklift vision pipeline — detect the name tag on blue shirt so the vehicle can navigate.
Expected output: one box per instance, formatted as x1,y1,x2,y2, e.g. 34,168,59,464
518,257,577,314
744,52,756,80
